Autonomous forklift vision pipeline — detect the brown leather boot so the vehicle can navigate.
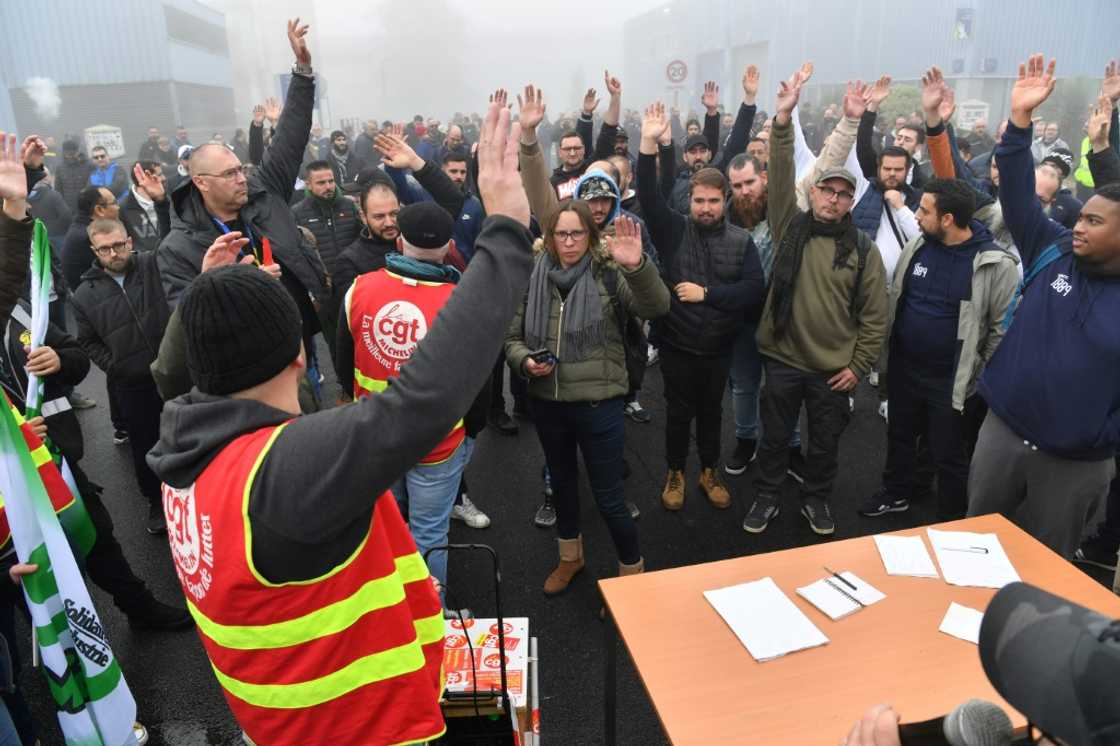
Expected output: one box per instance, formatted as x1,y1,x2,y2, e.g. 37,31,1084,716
699,467,732,509
543,536,585,596
661,469,685,511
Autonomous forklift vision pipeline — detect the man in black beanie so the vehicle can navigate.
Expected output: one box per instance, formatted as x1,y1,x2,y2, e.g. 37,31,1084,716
146,101,533,745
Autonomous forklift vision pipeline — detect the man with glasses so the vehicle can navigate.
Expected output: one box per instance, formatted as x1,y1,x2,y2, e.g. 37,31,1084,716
88,145,128,201
745,66,888,537
71,218,171,534
157,19,328,361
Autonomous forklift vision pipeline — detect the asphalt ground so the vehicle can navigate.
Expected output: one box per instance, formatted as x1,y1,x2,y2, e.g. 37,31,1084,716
16,339,1112,745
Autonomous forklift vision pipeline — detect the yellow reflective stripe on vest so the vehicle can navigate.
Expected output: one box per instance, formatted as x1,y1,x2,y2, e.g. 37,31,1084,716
210,609,445,709
189,552,430,650
30,444,52,468
353,370,388,394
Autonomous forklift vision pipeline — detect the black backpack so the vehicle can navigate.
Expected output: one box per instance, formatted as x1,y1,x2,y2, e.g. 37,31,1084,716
602,267,648,393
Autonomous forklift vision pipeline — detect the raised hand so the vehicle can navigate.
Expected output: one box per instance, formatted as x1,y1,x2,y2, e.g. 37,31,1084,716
374,132,423,170
476,100,529,227
287,17,311,66
264,97,282,124
604,70,622,98
1102,60,1120,104
517,85,546,132
252,104,265,126
843,80,869,118
133,162,166,202
489,89,509,109
604,215,643,270
21,136,46,170
742,65,760,104
702,81,720,114
798,61,814,85
202,232,253,273
921,66,946,116
640,102,669,148
1010,54,1057,127
1089,93,1114,150
865,75,891,112
775,67,805,124
0,133,29,215
582,88,600,115
938,85,956,124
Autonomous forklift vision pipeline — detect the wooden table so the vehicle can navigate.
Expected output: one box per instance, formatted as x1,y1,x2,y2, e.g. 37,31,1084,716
599,514,1120,745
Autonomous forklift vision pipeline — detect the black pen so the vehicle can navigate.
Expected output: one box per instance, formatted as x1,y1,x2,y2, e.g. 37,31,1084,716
824,578,866,608
823,565,857,590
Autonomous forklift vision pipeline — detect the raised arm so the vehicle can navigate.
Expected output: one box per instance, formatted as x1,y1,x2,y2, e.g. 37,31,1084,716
594,71,623,160
253,20,314,202
1087,93,1120,187
637,102,685,258
798,79,866,208
770,65,808,243
996,54,1069,269
702,81,722,156
515,85,561,224
248,105,265,166
577,87,598,155
715,66,760,172
0,134,32,324
857,76,891,179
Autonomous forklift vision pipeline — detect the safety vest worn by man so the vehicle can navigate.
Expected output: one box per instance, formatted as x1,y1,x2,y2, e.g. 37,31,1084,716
162,423,446,746
345,269,464,463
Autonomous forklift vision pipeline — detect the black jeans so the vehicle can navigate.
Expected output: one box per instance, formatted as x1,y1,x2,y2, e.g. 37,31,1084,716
883,357,969,520
659,344,732,470
115,376,164,509
530,397,639,565
755,358,851,502
490,355,527,412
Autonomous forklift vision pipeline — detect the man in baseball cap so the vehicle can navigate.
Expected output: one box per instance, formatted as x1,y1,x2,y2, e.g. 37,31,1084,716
1036,147,1083,229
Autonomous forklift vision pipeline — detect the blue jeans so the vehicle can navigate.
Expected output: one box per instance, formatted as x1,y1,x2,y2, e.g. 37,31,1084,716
531,397,640,565
729,322,801,447
393,440,468,594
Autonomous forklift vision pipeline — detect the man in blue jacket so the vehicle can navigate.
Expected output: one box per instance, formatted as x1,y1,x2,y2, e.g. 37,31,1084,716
967,55,1120,558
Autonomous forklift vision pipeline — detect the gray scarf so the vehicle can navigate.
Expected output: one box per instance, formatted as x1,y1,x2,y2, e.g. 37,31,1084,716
524,251,609,363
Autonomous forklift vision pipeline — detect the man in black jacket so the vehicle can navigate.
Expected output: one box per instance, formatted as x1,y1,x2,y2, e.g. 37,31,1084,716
55,140,94,213
157,21,327,356
332,180,401,320
72,218,171,534
120,161,171,253
292,160,361,354
0,301,189,629
637,102,766,513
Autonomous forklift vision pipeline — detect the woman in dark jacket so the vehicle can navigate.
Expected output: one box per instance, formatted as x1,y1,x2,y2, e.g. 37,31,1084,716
505,200,669,595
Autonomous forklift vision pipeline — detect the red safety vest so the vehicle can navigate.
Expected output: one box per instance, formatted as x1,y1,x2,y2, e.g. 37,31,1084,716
163,424,445,746
345,269,464,464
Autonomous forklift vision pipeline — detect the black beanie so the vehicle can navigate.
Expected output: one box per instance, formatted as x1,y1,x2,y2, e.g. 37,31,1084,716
180,265,303,395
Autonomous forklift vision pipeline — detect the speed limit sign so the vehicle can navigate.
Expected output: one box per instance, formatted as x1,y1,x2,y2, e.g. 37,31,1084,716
666,59,688,84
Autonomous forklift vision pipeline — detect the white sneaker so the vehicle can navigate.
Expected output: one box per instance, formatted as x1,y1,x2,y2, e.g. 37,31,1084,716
134,722,149,745
878,401,889,422
868,370,879,387
451,495,491,529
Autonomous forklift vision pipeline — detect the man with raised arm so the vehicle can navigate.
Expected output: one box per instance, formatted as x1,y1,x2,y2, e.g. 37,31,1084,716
967,55,1120,558
147,99,534,746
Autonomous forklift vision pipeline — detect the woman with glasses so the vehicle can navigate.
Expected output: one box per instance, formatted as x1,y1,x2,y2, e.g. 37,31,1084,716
505,200,669,597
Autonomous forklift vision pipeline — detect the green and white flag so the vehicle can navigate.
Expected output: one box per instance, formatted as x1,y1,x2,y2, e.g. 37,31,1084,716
0,398,136,741
25,219,51,419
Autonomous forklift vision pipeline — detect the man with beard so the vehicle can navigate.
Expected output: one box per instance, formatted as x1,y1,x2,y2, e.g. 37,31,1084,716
850,144,921,278
326,129,367,186
747,137,769,168
332,180,401,324
861,175,1017,522
745,66,888,537
637,101,765,513
72,218,171,533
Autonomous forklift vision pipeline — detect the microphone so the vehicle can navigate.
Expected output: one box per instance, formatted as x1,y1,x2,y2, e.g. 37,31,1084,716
943,699,1013,746
898,699,1013,746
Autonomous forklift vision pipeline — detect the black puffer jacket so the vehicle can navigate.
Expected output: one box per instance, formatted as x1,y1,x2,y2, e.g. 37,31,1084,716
55,156,94,214
333,230,396,305
292,188,362,279
71,252,170,387
157,73,327,313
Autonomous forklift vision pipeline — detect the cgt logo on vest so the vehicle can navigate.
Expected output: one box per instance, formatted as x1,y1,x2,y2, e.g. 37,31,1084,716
362,301,429,370
163,483,215,602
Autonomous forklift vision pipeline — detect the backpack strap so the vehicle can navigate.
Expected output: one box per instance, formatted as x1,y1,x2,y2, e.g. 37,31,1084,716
999,242,1064,331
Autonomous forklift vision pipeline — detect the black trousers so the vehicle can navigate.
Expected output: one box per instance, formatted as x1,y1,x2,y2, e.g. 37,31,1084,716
883,356,969,520
490,354,526,412
755,358,851,502
659,344,732,470
115,376,164,509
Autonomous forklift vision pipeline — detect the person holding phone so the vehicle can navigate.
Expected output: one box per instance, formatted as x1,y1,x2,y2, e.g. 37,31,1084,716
505,200,669,597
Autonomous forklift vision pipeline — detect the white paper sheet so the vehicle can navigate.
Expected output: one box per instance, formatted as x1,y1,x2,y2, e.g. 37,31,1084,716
797,572,886,620
873,534,940,578
704,577,829,661
927,529,1021,589
938,602,984,644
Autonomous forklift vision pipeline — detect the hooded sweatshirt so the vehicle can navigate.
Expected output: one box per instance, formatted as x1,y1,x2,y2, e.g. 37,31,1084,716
574,169,658,264
147,216,533,582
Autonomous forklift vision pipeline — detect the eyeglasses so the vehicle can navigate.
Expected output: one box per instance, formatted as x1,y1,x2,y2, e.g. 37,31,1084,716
817,185,854,203
92,241,131,257
196,165,250,180
553,229,587,244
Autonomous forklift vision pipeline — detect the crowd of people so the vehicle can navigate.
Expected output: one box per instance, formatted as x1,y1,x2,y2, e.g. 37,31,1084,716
0,13,1116,743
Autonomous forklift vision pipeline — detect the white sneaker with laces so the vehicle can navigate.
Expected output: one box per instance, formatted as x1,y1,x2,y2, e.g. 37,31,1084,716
878,401,889,422
451,495,491,529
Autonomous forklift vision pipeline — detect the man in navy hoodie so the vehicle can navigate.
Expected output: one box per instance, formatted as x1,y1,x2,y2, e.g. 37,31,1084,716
967,55,1120,558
